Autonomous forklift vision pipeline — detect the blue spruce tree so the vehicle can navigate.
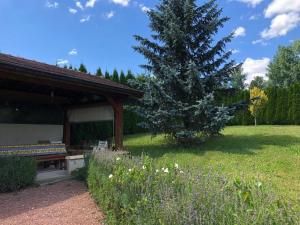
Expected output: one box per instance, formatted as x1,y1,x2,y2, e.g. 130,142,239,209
133,0,236,144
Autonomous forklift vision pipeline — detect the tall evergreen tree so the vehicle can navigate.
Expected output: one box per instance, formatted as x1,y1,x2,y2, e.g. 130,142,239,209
120,70,126,84
133,0,236,143
96,68,103,77
78,63,88,73
112,69,119,83
249,76,267,89
231,66,246,90
126,70,135,85
105,71,111,80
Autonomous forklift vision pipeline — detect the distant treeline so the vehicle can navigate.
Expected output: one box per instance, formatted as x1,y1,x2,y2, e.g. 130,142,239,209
222,84,300,125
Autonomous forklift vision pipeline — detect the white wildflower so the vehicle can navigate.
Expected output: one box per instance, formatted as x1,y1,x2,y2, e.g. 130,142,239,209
109,174,113,179
179,170,184,174
175,163,179,169
128,169,132,172
116,157,121,161
155,169,159,173
163,168,169,173
142,165,146,170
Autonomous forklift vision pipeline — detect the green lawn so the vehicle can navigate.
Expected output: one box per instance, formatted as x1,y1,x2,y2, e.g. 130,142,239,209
124,126,300,208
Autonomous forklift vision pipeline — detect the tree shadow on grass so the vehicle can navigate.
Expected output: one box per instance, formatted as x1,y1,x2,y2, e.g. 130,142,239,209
126,134,300,158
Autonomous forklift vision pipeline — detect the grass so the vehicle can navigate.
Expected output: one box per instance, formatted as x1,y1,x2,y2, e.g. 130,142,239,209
124,126,300,208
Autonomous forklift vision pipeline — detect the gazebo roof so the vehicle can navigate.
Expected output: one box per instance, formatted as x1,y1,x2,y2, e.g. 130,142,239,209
0,53,143,98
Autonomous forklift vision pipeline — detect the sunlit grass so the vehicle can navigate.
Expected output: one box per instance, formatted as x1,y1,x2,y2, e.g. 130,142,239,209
124,126,300,208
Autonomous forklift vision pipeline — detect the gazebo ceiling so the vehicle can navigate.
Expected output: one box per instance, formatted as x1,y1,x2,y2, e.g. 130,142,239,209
0,53,143,103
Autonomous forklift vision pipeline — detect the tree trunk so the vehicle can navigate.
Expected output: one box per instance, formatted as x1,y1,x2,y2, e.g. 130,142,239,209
254,117,257,126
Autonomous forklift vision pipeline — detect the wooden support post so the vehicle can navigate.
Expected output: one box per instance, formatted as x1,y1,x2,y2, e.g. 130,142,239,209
114,102,123,150
63,109,71,149
104,96,124,150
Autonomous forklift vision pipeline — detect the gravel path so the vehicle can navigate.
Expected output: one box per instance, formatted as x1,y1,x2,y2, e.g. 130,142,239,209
0,180,104,225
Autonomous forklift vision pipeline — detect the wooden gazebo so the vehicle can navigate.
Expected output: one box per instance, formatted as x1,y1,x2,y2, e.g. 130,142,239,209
0,53,143,150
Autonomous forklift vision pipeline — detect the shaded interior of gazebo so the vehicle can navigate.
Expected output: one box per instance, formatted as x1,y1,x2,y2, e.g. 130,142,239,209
0,53,142,150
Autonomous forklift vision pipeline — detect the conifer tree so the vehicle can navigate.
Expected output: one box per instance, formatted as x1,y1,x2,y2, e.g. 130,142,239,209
112,69,119,83
105,71,111,80
78,63,88,73
133,0,236,143
96,68,103,77
126,70,135,85
231,66,246,90
120,70,126,84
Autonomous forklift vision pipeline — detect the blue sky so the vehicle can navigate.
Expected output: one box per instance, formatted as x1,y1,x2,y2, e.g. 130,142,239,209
0,0,299,83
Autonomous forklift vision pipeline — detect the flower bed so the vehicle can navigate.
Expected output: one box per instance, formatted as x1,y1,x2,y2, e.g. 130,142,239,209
87,155,296,225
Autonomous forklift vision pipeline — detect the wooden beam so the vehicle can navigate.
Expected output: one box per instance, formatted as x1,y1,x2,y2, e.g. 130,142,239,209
0,89,70,104
114,101,123,150
63,109,71,148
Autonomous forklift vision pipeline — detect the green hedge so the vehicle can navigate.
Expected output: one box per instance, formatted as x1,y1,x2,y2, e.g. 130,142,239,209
87,156,296,225
70,109,146,145
222,84,300,125
0,156,37,192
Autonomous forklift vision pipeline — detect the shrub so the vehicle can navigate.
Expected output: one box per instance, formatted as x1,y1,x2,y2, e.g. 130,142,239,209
0,156,37,192
87,155,296,225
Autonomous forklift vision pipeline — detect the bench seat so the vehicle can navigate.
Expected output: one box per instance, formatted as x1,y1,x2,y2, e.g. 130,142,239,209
0,144,67,157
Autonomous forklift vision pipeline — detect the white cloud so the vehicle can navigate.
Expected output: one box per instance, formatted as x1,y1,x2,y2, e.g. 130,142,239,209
111,0,130,7
105,11,115,19
68,48,78,56
76,1,84,10
260,0,300,40
86,0,97,8
237,0,263,7
80,15,91,23
46,1,58,8
261,13,300,39
57,59,69,66
233,26,246,37
264,0,300,18
249,14,259,20
242,57,270,84
231,49,240,54
139,4,150,13
252,39,268,46
69,8,78,14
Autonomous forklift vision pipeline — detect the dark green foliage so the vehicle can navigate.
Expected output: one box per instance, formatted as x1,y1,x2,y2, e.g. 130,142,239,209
126,70,135,82
96,68,103,77
112,69,119,82
231,66,246,90
105,71,111,80
0,156,37,192
267,40,300,87
78,63,88,73
71,121,113,145
133,0,236,143
119,70,126,84
223,84,300,125
249,76,267,89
